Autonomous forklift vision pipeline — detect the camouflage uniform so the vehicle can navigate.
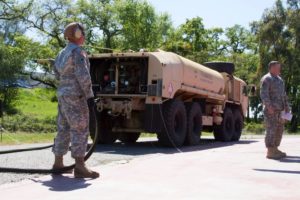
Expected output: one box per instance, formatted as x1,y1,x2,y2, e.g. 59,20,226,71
260,72,290,148
52,42,93,158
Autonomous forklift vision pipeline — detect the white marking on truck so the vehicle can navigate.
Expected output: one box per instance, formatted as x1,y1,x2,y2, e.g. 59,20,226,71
168,83,173,97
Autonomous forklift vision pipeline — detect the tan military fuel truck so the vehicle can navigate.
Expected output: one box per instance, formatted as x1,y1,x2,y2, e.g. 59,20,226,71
88,50,250,147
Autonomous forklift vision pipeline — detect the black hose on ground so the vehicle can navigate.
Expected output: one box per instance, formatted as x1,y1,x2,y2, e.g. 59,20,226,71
0,109,99,174
0,144,53,155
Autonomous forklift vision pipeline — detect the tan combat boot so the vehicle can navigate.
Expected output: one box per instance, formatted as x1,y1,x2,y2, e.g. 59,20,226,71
275,147,287,157
52,156,73,174
74,157,100,178
266,148,284,160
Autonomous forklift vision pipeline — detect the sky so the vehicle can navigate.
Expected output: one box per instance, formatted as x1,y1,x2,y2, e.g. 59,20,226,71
147,0,277,28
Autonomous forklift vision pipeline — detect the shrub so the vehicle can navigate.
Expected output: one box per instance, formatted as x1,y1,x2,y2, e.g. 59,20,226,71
244,122,265,134
1,113,57,133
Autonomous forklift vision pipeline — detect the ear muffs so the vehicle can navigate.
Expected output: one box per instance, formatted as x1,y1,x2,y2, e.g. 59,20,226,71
74,24,83,39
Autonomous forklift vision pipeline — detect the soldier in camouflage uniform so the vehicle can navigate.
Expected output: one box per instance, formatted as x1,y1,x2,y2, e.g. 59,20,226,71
260,61,290,160
52,22,99,178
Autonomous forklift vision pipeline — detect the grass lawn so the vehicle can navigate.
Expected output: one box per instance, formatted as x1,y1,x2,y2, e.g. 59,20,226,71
0,132,56,145
15,88,57,119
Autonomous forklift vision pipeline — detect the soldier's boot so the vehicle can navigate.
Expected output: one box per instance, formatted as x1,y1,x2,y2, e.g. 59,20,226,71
52,156,73,174
266,148,284,160
74,157,100,178
275,147,287,157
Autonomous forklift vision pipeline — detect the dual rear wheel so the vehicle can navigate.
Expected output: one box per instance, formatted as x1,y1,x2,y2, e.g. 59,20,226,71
157,100,202,147
157,100,243,147
213,107,243,142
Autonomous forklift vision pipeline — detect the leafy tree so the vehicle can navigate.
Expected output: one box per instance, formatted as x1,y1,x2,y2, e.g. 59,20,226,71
224,25,256,54
77,0,121,50
253,0,300,131
116,0,172,51
0,37,24,110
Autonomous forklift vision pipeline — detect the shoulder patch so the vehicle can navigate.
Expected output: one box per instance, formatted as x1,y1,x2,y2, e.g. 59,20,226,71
73,49,86,65
80,50,87,58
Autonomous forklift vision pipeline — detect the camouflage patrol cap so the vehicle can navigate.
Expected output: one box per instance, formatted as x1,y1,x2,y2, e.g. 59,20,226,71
268,61,280,69
64,22,85,42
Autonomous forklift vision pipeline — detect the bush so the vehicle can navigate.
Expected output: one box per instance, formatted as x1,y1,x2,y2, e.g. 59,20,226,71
51,95,58,102
1,113,57,133
244,122,265,134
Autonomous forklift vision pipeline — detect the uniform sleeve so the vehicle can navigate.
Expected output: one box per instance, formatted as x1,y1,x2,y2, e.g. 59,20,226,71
73,50,94,99
54,57,60,81
283,82,291,112
260,77,271,108
53,66,60,81
284,94,290,112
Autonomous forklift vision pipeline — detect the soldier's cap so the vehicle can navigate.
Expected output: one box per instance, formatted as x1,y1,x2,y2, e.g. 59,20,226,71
64,22,85,42
268,61,281,69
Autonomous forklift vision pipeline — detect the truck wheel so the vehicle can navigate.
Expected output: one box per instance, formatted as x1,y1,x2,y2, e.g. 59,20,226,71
96,112,118,144
119,132,141,144
158,100,187,147
232,109,243,141
184,103,202,146
213,107,234,142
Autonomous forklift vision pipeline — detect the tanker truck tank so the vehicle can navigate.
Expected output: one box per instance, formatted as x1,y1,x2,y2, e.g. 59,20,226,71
147,52,225,102
89,51,250,147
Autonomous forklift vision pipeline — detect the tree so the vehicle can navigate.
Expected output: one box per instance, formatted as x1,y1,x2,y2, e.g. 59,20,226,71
163,17,210,63
252,0,300,132
0,37,24,109
224,25,256,54
0,0,32,43
206,27,226,58
116,0,172,51
0,0,32,21
77,0,121,50
22,0,78,48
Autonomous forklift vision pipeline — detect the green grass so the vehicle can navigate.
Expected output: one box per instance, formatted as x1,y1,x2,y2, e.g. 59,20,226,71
0,132,56,145
15,88,57,119
1,88,58,134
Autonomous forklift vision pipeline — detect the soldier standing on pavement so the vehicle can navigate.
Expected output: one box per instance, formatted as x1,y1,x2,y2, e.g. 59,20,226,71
52,22,99,178
260,61,290,160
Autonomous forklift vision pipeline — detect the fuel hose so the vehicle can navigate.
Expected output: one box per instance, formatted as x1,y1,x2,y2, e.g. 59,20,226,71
0,108,98,174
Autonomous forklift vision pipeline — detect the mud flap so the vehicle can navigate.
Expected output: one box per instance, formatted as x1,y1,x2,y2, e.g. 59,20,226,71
144,104,163,133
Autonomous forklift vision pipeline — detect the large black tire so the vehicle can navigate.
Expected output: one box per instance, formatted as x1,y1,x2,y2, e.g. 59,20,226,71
157,100,187,147
90,112,118,144
118,132,141,144
184,103,202,146
213,107,234,142
232,109,243,141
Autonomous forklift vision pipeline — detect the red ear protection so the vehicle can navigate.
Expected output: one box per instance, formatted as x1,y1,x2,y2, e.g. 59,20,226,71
74,23,83,39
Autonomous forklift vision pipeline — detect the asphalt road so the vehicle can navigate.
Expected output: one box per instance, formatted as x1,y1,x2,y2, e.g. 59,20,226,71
0,137,182,184
1,135,299,200
0,135,295,186
0,136,240,185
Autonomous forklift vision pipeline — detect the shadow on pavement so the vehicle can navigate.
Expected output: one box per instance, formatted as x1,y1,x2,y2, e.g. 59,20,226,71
253,169,300,175
31,175,92,192
93,138,258,156
280,156,300,163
